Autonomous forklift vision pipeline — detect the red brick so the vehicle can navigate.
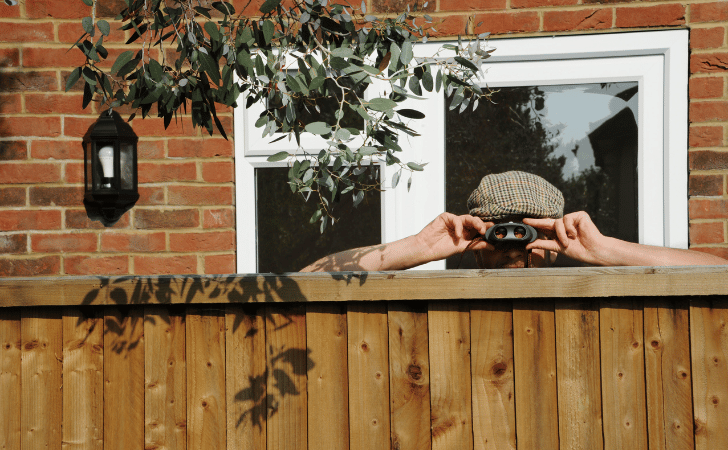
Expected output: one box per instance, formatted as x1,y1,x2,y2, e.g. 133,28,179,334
0,93,22,114
691,53,728,74
473,12,540,35
204,254,236,274
441,0,505,12
689,198,728,219
372,0,435,13
690,174,724,196
204,208,234,229
129,117,200,138
0,48,19,68
100,232,166,252
0,210,62,231
0,162,61,183
31,140,81,160
65,255,129,275
137,186,166,206
138,162,197,183
95,0,128,18
690,77,724,99
615,4,685,28
66,163,84,184
61,70,85,93
134,208,200,229
31,232,97,252
425,15,469,38
201,161,233,183
64,117,98,138
0,256,60,276
690,101,728,123
58,20,127,44
134,255,198,275
66,208,130,229
0,2,20,17
0,234,27,254
690,246,728,260
0,117,61,138
168,138,233,158
0,187,26,206
168,186,233,206
689,126,724,148
690,221,725,245
169,231,235,252
512,0,576,8
0,141,27,161
691,2,728,23
26,0,86,19
25,93,90,115
30,186,83,206
543,9,612,32
233,0,266,16
0,22,54,43
0,71,57,92
137,141,165,159
691,27,725,50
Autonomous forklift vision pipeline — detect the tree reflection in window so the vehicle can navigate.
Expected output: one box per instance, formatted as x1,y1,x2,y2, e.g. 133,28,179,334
445,83,638,268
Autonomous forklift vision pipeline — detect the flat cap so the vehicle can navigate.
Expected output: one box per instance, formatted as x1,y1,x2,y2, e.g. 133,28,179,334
467,171,564,221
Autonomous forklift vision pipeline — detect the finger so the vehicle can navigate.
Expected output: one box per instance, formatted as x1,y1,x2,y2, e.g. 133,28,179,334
523,217,555,230
468,240,494,252
553,218,570,249
563,214,578,238
527,238,563,253
463,215,488,235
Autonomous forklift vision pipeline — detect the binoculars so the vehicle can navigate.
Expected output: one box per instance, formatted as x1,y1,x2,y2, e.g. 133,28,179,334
484,222,538,246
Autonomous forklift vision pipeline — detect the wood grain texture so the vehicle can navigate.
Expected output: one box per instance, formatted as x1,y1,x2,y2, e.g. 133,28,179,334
428,302,472,450
266,304,307,450
306,303,349,450
600,299,647,450
3,267,728,307
187,308,226,450
348,302,390,450
62,308,103,450
226,305,267,450
555,299,603,450
0,309,21,450
512,300,558,450
145,306,186,450
690,298,728,450
643,298,693,450
104,307,144,450
21,308,62,450
388,302,431,450
470,302,516,450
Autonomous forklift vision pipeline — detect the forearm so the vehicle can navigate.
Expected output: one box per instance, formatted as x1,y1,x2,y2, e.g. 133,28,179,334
300,235,432,272
593,237,728,267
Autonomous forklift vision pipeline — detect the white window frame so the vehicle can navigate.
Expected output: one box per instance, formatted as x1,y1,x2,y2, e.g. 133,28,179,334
235,30,688,272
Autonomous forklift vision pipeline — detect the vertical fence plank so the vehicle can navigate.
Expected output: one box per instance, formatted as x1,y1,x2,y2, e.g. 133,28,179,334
307,303,349,450
63,308,103,450
21,308,62,450
388,302,431,450
555,299,603,450
348,303,390,450
0,309,21,450
104,307,144,450
187,308,226,450
471,302,516,450
428,302,472,450
512,300,558,450
266,304,308,450
226,305,266,450
690,298,728,450
145,306,186,450
600,299,647,450
644,298,694,450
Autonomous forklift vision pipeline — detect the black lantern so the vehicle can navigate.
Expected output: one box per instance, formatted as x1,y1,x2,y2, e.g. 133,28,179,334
82,110,139,227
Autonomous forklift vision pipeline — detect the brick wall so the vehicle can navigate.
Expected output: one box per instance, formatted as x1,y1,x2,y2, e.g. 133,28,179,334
0,0,726,276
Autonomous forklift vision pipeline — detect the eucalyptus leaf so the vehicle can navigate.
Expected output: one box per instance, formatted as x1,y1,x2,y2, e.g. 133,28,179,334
305,121,332,135
267,151,290,162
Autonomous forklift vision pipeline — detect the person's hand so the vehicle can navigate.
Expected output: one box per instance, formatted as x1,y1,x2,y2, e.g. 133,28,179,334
415,213,494,263
524,211,609,266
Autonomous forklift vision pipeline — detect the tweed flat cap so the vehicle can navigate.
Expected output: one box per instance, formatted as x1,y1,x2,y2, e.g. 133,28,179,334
467,171,564,221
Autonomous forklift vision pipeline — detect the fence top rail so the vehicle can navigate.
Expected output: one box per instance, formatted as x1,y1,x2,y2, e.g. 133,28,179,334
1,265,726,308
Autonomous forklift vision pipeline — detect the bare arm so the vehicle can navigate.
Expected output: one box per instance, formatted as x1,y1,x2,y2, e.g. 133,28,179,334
300,213,493,272
524,211,728,267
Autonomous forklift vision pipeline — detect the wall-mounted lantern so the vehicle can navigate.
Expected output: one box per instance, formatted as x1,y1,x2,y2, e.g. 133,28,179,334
82,110,139,227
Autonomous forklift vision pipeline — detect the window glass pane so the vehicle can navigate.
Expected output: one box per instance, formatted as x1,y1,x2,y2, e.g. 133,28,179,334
120,143,134,190
255,166,381,273
445,82,638,268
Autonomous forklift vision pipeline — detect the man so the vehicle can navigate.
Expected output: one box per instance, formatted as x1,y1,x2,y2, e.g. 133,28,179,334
300,171,728,272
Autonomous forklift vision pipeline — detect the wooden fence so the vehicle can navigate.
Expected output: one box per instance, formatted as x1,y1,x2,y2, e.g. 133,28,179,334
1,266,727,450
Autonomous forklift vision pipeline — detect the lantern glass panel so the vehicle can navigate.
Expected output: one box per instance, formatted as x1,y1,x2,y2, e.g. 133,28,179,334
95,141,116,190
85,142,93,191
120,142,134,190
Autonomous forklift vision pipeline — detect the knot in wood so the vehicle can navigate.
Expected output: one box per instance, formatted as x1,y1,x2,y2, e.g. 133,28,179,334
407,364,422,380
491,362,507,377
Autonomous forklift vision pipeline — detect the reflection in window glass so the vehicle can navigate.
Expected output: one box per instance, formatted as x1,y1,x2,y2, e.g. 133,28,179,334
446,83,638,268
255,166,381,273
